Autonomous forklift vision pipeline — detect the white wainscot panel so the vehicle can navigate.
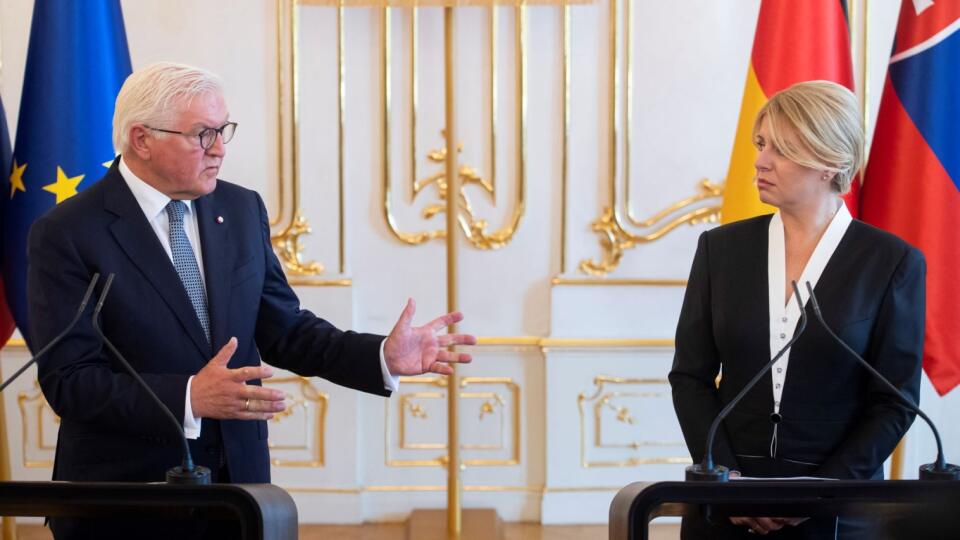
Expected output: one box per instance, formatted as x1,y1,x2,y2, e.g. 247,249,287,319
551,284,685,338
542,347,689,524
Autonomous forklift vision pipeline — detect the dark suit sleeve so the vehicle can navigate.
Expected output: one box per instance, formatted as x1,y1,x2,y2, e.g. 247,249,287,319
669,232,739,471
815,247,925,479
28,216,190,440
250,193,390,397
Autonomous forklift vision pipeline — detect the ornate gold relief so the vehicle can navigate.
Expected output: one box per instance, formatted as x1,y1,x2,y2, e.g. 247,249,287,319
382,7,526,251
578,180,722,276
264,376,329,467
271,0,346,281
577,375,690,467
386,376,520,466
570,0,722,277
17,381,58,468
271,211,325,276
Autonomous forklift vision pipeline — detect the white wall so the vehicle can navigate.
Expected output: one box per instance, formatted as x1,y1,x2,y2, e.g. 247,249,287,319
1,0,955,526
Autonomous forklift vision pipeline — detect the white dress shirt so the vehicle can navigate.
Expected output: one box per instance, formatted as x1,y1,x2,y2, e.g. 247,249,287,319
118,158,399,440
766,202,851,456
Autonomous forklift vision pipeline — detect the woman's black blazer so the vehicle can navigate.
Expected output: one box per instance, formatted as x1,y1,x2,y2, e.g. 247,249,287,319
669,214,925,480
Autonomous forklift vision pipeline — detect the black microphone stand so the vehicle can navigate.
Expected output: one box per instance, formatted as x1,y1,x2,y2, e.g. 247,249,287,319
805,282,959,481
686,281,807,481
91,274,211,485
0,273,101,393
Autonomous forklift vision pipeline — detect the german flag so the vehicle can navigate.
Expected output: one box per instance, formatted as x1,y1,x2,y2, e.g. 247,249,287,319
721,1,857,224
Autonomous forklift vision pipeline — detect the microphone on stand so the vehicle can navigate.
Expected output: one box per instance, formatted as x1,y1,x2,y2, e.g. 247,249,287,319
0,273,101,393
686,281,808,481
805,282,959,481
91,273,211,485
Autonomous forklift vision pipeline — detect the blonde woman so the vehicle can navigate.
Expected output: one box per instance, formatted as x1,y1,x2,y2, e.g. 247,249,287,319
670,81,924,539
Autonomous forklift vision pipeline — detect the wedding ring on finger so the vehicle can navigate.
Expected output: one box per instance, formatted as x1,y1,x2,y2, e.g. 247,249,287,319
244,398,250,412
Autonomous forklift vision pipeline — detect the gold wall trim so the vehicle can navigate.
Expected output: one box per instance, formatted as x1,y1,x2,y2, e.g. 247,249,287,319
571,0,721,277
382,6,526,250
284,486,362,494
287,278,353,287
2,338,26,349
271,0,339,281
283,484,627,494
365,484,542,493
559,3,571,274
265,376,329,467
17,381,57,468
551,277,686,286
386,376,521,467
578,375,690,468
474,337,673,348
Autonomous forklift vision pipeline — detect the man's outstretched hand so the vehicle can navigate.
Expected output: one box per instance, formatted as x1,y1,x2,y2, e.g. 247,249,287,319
383,299,477,376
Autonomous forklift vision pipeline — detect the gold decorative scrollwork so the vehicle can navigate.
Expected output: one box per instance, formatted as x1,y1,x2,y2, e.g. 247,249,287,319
577,375,690,467
17,381,58,468
579,180,722,276
386,376,520,466
271,211,325,276
264,376,329,467
382,8,526,251
571,0,722,277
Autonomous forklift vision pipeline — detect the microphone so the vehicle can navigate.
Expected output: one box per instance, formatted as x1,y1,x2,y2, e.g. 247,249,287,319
686,281,808,481
91,273,211,485
805,282,960,481
0,273,101,393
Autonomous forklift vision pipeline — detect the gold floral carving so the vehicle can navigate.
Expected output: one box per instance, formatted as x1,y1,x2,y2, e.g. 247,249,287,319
577,375,691,467
579,180,722,276
270,211,325,276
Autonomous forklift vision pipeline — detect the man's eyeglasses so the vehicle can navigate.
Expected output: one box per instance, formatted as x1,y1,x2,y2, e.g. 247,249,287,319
145,122,238,150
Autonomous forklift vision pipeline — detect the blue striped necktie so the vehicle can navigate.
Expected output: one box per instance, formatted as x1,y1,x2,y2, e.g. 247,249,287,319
166,200,210,343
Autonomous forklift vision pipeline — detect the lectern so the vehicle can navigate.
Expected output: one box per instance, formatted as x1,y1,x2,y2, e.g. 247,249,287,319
609,480,960,540
0,481,297,540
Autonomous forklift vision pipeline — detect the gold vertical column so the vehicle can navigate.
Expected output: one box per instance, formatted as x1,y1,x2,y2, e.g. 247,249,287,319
0,379,14,539
443,7,462,538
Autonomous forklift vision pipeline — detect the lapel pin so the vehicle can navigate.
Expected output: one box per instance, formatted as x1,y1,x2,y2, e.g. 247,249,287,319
216,216,225,224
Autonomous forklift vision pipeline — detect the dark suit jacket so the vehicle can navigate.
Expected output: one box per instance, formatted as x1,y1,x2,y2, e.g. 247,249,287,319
27,162,389,488
669,214,924,481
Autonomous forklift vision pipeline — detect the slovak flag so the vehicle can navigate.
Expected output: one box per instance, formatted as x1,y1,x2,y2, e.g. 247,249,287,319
860,1,960,395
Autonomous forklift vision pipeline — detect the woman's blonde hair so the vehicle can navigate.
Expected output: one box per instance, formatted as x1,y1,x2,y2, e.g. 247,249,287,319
113,62,223,153
753,80,864,194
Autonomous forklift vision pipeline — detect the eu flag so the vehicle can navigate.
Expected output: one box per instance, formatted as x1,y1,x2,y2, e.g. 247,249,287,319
0,96,16,346
4,1,131,348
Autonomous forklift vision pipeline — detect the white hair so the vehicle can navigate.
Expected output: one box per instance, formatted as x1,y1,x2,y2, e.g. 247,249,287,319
113,62,224,153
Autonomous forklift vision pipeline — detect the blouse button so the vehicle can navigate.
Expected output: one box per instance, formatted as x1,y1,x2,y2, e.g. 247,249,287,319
779,333,786,339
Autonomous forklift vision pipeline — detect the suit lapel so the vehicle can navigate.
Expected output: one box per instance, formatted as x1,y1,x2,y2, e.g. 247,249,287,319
103,168,212,357
195,190,233,353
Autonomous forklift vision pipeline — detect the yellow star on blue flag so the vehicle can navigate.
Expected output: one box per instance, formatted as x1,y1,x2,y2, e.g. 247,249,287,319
42,166,84,204
4,0,131,347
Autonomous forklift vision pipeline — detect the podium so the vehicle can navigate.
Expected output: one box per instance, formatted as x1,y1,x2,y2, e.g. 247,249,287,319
609,480,960,540
0,481,297,540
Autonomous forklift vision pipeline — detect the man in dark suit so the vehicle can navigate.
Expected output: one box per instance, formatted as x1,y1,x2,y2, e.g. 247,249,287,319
27,62,475,539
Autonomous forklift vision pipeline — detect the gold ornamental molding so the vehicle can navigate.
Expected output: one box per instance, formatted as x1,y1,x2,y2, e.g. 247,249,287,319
567,0,721,277
381,7,526,250
473,336,673,349
270,0,349,284
264,376,329,467
577,375,690,468
17,381,58,468
386,376,520,467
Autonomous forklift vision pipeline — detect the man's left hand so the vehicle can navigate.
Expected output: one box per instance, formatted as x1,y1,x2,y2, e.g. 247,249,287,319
383,298,477,376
